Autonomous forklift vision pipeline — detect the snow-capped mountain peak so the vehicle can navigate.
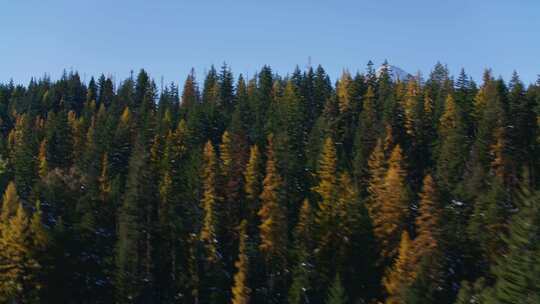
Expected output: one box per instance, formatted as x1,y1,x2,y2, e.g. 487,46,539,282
376,64,411,81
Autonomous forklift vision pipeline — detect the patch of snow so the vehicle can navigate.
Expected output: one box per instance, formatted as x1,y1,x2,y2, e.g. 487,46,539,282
451,200,465,206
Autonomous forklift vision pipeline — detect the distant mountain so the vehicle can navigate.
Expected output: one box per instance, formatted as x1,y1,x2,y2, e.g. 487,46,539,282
376,64,411,81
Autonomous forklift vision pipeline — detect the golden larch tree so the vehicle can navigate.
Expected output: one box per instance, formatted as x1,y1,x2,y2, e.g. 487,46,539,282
411,174,441,268
383,231,415,304
231,220,251,304
373,144,409,259
200,141,220,262
258,135,287,261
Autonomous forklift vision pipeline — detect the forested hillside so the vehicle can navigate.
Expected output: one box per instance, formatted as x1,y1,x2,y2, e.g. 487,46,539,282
0,62,539,303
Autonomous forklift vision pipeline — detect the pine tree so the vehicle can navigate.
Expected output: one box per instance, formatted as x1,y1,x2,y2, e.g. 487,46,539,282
326,274,348,304
487,187,540,304
219,63,235,115
454,279,490,304
45,110,73,168
508,72,537,171
231,220,251,304
278,80,308,220
10,114,37,197
353,86,379,193
436,94,468,191
115,138,157,303
438,95,459,139
110,107,133,179
289,199,314,304
468,125,513,264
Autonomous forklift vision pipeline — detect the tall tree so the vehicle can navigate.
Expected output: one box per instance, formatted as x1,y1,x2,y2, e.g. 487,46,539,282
200,140,220,262
258,135,287,302
436,95,468,191
0,183,48,303
231,220,251,304
326,274,348,304
382,231,415,304
289,199,315,304
369,144,409,259
486,186,540,304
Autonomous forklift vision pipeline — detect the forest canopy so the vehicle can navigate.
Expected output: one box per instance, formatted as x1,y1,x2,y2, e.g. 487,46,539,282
0,62,539,303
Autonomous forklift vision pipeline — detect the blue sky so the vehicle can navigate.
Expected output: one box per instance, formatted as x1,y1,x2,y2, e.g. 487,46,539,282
1,0,539,86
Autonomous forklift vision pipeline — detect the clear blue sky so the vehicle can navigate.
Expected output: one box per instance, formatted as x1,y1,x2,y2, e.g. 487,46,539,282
1,0,539,86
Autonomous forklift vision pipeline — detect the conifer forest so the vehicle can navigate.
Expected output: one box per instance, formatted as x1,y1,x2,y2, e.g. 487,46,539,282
0,62,539,304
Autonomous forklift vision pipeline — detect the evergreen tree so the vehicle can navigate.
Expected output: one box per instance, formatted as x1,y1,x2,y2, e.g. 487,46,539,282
436,95,468,191
326,273,348,304
289,199,314,304
353,86,379,193
115,138,157,303
231,220,251,304
9,114,37,197
0,63,538,304
454,279,490,304
487,187,540,304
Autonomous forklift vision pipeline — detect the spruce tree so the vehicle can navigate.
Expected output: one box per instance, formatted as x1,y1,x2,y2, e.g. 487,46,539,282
326,273,348,304
9,114,37,197
353,86,379,193
115,137,157,303
436,95,468,191
487,187,540,304
289,199,314,304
